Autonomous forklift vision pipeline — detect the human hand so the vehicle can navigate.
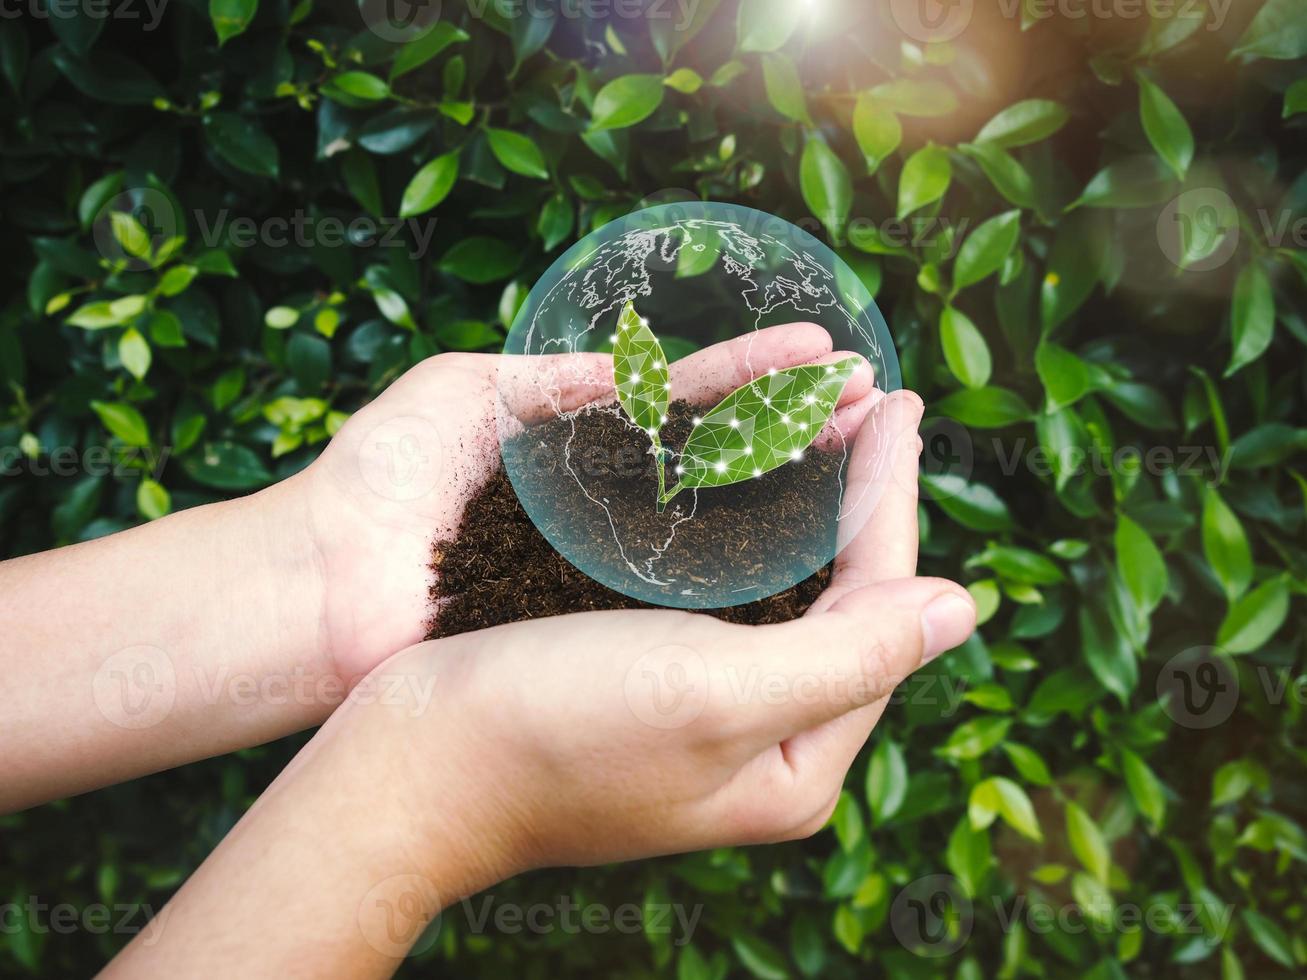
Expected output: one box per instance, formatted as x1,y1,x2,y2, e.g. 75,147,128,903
359,390,975,894
294,324,880,683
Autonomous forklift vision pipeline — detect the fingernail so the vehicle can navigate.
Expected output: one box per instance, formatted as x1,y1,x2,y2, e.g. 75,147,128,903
920,594,975,664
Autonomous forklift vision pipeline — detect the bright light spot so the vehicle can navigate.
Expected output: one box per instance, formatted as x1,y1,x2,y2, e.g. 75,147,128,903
652,360,662,369
660,414,668,424
729,417,740,428
647,428,657,437
663,382,671,390
714,461,727,473
804,394,816,404
692,416,702,426
767,367,777,376
675,465,685,475
745,445,753,454
609,334,618,343
825,366,836,374
799,422,808,430
640,317,650,327
631,372,641,383
752,468,762,477
763,397,772,406
781,414,791,424
790,449,803,461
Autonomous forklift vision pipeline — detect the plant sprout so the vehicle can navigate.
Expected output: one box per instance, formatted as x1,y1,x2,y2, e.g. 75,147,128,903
613,300,860,511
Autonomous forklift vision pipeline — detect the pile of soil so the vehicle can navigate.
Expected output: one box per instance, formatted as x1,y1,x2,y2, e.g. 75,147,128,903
426,402,843,639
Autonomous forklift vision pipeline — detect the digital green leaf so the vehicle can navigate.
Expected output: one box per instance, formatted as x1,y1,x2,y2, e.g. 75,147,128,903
612,301,670,436
668,357,859,501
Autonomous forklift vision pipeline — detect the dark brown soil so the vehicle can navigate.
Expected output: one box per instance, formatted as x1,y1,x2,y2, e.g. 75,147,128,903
426,401,842,639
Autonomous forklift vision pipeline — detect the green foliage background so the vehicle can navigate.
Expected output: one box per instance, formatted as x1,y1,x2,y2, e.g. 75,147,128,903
2,0,1306,975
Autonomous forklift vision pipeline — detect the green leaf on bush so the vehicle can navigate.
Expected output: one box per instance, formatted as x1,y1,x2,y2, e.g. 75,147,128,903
761,54,809,124
90,400,150,447
953,210,1021,292
866,737,907,826
936,386,1032,428
1202,486,1252,600
485,128,549,179
400,151,460,218
204,112,279,178
897,144,951,219
439,237,521,283
969,776,1042,841
799,137,851,235
181,441,272,490
737,0,802,52
1226,261,1275,377
590,74,665,131
210,0,257,46
940,306,992,389
1217,577,1290,654
1137,73,1193,179
1065,801,1111,885
975,99,1069,148
1230,0,1307,61
852,95,900,171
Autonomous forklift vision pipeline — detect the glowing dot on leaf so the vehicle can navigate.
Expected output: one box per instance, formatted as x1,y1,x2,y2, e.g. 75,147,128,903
767,367,777,376
825,366,836,374
790,449,803,461
745,445,753,454
647,428,657,437
660,414,668,424
781,414,791,424
753,468,762,477
729,418,740,428
663,382,671,390
692,416,702,426
609,334,618,343
763,397,772,406
805,394,816,404
652,360,662,369
714,461,727,473
632,372,641,383
675,465,685,475
799,422,808,430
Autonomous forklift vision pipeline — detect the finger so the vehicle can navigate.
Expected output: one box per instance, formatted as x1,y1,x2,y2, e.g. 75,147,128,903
711,577,975,745
497,324,837,424
670,323,833,404
807,391,924,614
811,387,885,452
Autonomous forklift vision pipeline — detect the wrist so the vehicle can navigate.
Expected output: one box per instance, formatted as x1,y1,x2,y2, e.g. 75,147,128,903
350,641,529,902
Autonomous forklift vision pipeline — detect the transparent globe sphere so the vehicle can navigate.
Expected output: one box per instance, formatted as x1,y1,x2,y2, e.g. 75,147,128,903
496,202,901,609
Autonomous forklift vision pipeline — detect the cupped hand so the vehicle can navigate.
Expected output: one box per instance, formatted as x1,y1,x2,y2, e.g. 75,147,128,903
359,390,976,894
294,324,879,682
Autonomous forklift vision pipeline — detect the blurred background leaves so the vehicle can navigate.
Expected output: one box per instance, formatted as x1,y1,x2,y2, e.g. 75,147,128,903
1,0,1305,975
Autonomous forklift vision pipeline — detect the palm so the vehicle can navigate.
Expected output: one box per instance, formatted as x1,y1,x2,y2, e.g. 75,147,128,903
298,325,876,681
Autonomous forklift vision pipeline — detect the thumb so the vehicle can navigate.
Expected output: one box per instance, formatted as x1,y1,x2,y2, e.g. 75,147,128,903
744,577,976,740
